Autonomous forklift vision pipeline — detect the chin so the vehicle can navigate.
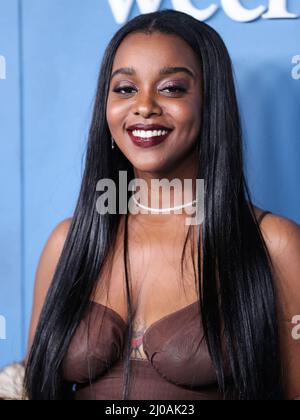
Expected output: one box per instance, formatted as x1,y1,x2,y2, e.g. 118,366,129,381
132,161,169,176
128,153,165,170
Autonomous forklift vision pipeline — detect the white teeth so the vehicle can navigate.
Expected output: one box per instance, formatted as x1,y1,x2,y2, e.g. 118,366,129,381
132,129,169,138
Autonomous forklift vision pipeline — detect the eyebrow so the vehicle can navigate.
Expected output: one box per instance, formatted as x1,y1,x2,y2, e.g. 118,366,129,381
110,66,195,81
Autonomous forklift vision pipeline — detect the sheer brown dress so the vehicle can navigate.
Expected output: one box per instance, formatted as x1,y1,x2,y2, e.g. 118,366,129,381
62,211,272,400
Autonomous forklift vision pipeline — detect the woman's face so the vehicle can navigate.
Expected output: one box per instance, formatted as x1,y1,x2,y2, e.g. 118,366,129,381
106,32,203,175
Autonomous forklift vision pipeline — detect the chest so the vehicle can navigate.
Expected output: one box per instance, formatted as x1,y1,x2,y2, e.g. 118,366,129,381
95,221,200,328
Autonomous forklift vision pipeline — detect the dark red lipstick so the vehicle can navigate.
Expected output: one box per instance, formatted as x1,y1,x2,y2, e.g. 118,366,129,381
127,124,173,149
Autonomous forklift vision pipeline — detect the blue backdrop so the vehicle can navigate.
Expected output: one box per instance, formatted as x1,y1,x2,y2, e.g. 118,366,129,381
0,0,299,368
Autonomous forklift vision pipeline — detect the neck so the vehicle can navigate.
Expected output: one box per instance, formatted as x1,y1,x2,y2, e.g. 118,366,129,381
131,150,199,226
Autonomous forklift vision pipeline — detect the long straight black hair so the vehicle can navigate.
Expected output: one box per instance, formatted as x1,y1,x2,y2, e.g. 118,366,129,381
24,9,284,400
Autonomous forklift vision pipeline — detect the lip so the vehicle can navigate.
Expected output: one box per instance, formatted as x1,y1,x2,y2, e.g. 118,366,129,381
127,124,173,131
126,124,173,148
128,131,171,149
127,129,172,149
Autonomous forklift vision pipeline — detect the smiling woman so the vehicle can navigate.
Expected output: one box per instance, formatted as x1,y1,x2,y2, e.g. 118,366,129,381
106,31,202,170
24,9,300,401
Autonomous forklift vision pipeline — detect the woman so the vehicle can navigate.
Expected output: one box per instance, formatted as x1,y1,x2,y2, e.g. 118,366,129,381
24,10,300,400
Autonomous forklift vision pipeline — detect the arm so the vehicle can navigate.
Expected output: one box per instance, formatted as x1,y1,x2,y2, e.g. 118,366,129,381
26,218,72,361
260,213,300,400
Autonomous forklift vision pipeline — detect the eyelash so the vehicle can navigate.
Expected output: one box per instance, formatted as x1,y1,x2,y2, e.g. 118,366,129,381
113,85,187,95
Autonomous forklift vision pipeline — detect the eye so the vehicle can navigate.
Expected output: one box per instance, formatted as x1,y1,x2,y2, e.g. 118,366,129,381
112,85,187,95
162,85,187,94
113,86,137,95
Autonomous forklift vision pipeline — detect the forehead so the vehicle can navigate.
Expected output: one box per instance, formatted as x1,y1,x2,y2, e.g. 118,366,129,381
112,32,200,74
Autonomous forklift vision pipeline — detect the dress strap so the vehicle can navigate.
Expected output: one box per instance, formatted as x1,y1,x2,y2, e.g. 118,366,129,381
258,211,272,225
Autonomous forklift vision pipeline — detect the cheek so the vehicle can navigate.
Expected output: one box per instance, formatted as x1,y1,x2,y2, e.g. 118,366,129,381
106,98,127,127
171,101,201,133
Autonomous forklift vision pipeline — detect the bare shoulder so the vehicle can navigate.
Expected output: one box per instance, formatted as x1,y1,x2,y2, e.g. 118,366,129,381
26,218,73,354
252,206,300,399
36,217,73,291
48,218,73,248
252,205,300,260
253,206,300,316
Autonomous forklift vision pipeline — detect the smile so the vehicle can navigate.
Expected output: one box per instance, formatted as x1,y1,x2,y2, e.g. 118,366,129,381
127,129,172,148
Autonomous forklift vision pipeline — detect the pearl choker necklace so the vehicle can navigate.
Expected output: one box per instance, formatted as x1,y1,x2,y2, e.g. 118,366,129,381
132,194,198,214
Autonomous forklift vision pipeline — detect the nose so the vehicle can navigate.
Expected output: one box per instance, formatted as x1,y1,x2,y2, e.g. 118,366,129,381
133,91,162,118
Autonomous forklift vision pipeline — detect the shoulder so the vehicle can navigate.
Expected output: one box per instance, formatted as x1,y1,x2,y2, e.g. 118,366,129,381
36,218,72,269
253,205,300,318
27,218,73,353
37,218,73,278
48,218,73,248
251,206,300,399
35,217,73,290
252,205,300,256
